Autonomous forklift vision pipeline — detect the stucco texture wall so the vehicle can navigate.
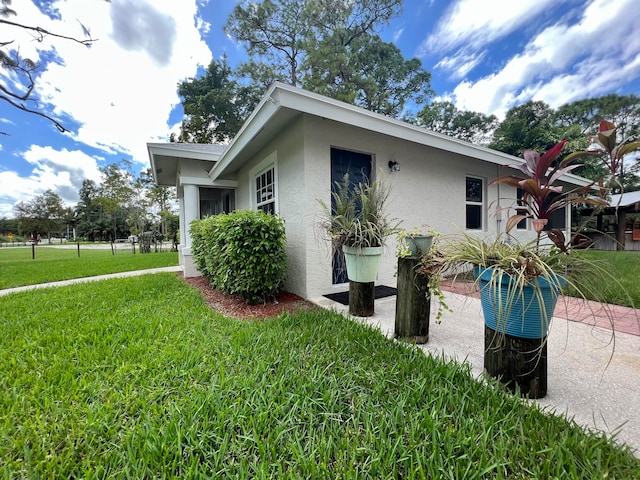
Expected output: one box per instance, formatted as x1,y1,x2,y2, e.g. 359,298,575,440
232,113,552,300
302,115,511,299
234,117,309,299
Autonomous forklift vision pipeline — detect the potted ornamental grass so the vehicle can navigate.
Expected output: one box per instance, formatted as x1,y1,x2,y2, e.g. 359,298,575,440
443,139,609,398
318,173,400,315
319,173,399,283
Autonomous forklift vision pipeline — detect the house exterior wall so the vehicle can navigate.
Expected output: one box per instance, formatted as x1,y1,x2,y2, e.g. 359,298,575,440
176,159,215,278
300,115,529,299
171,113,574,299
234,117,309,298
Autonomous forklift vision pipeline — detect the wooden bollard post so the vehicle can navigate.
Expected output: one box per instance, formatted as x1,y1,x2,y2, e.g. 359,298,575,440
395,256,430,343
348,280,375,316
484,326,547,398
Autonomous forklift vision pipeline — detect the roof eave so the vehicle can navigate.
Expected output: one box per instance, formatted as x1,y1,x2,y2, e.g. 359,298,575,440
208,81,591,188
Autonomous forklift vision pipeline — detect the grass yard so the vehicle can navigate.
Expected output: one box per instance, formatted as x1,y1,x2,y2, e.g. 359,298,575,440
0,245,178,289
0,273,638,478
572,250,640,308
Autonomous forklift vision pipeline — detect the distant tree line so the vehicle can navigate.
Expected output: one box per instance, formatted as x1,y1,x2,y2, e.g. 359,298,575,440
2,160,178,244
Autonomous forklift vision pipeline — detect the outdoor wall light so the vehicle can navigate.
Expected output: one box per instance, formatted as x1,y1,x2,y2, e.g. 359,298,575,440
388,160,400,172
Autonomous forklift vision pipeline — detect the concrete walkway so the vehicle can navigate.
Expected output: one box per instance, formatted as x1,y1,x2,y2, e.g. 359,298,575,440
0,266,182,297
312,288,640,456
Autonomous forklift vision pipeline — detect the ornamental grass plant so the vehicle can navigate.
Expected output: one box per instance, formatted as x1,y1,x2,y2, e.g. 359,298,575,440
442,139,621,325
317,173,400,251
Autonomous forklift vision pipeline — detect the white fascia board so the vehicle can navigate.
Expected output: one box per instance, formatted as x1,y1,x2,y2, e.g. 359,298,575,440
272,83,517,164
147,143,161,184
208,83,281,181
611,191,640,207
210,81,590,188
179,176,239,188
562,172,594,187
147,143,222,162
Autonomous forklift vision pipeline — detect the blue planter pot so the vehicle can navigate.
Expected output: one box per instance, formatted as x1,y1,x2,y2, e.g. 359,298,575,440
474,266,566,339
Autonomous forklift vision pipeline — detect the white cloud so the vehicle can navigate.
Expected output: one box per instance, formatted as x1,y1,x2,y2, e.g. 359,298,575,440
435,51,486,80
110,0,177,67
0,146,103,216
393,27,404,43
6,0,212,164
448,0,640,118
417,0,559,59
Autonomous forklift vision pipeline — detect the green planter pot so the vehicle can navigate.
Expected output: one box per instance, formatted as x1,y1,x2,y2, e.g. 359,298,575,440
405,235,433,257
342,245,383,283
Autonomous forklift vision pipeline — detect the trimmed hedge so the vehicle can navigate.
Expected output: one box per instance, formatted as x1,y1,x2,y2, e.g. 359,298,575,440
190,210,287,304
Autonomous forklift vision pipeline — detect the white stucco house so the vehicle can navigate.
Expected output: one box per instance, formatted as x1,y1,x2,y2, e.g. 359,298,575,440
147,81,589,300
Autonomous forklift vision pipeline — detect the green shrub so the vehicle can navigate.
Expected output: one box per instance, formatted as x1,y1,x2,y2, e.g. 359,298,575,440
190,210,287,303
189,219,209,277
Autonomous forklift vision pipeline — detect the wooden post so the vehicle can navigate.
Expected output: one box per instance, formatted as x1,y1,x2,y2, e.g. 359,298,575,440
617,208,627,251
484,325,547,399
395,256,430,343
349,281,375,316
77,242,80,257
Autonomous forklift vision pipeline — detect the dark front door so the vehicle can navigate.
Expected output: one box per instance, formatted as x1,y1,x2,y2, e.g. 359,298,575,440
330,147,373,284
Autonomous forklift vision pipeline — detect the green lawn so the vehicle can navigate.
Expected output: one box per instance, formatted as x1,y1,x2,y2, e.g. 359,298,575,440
572,250,640,308
0,245,178,289
0,273,638,478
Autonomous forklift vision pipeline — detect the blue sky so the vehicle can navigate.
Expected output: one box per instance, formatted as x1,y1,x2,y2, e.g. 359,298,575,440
1,0,639,217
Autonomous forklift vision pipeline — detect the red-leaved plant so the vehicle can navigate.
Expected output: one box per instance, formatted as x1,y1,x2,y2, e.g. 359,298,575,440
586,120,640,194
490,140,607,250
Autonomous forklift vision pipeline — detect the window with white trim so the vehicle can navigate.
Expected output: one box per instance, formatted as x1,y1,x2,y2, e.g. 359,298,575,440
255,167,276,213
516,187,527,230
250,152,278,214
465,176,484,230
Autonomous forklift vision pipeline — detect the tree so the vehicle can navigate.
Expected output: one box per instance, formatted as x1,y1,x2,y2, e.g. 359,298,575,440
0,216,19,236
415,100,498,145
96,160,136,242
178,0,423,141
225,0,402,87
75,179,105,241
224,0,311,86
489,101,557,157
173,56,261,143
553,94,640,188
303,33,432,117
1,0,97,134
139,168,176,237
13,190,66,240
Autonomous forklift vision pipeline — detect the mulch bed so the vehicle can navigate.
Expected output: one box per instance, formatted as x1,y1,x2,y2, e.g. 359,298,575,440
180,275,316,319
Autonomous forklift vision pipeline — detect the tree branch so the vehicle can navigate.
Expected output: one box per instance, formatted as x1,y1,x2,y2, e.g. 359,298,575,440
0,18,97,46
0,11,98,134
0,94,66,132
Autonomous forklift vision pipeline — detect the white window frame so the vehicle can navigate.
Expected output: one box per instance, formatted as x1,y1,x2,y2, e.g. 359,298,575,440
465,176,485,231
249,152,278,214
516,187,528,230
